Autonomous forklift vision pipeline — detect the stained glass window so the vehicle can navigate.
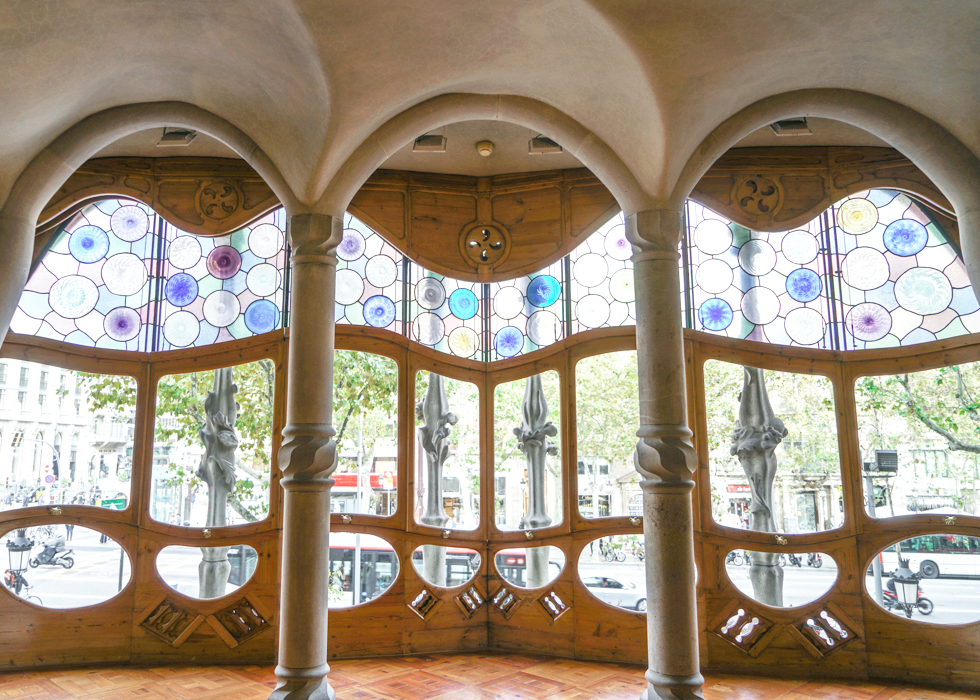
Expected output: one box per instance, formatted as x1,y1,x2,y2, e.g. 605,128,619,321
569,215,635,334
12,199,287,351
685,189,977,350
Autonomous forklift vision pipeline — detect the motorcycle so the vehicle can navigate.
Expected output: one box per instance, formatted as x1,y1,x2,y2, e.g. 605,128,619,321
28,535,74,569
883,577,934,616
786,553,803,567
725,550,744,567
807,552,823,568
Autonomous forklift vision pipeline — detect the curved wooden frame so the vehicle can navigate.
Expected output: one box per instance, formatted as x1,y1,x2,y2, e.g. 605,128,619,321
2,289,980,687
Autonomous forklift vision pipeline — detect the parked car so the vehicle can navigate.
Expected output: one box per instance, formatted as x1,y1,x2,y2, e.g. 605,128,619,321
581,576,646,612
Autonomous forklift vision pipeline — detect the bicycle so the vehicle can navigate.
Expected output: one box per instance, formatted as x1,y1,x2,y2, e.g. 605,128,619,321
3,569,42,606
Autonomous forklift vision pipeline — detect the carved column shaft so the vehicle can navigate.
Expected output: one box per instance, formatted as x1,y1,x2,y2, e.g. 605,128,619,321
418,372,456,587
272,213,343,700
630,210,704,700
515,374,557,589
731,367,787,607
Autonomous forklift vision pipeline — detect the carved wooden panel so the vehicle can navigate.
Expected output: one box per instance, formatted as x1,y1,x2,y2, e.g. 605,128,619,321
349,168,619,282
691,147,956,241
137,594,204,647
206,596,272,648
37,157,280,238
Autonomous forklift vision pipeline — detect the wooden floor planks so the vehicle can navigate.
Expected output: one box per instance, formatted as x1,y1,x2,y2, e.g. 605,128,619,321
0,654,974,699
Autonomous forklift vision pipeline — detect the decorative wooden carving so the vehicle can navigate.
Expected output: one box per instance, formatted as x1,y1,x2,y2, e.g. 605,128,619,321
206,596,271,648
489,585,521,619
691,147,956,239
538,590,570,622
708,599,778,658
349,168,619,282
35,148,960,281
138,595,204,647
407,588,441,620
454,584,486,619
37,157,279,238
786,603,860,659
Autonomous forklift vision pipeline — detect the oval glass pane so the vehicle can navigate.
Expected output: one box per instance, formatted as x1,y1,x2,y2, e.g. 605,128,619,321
577,535,647,612
2,525,131,608
328,533,399,607
867,536,980,625
156,544,257,599
411,545,481,588
726,549,837,608
495,545,565,588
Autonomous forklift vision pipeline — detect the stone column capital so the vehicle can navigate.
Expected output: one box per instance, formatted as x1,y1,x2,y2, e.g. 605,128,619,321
287,212,344,258
626,208,684,253
278,423,338,488
634,426,698,489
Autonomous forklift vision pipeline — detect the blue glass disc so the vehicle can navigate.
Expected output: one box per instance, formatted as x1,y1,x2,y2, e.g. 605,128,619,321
786,268,822,302
494,326,524,358
883,219,928,257
448,288,479,319
527,275,561,308
165,273,199,307
244,299,280,334
68,225,110,263
698,298,733,331
363,295,396,328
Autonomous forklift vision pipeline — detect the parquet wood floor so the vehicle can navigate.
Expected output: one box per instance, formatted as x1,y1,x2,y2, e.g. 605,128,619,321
0,654,975,699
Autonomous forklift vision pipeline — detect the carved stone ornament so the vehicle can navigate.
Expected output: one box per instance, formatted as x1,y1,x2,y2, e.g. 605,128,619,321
197,180,242,221
731,367,789,607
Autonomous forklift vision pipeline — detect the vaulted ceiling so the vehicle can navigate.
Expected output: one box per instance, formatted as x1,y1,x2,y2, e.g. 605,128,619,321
0,0,977,207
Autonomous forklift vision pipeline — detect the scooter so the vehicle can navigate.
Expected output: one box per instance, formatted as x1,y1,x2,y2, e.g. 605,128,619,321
883,579,934,615
787,553,803,567
28,535,74,569
725,550,744,567
807,552,823,568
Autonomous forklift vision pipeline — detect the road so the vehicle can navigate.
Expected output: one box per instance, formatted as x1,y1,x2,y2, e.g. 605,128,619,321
8,532,978,626
578,552,979,625
6,527,243,608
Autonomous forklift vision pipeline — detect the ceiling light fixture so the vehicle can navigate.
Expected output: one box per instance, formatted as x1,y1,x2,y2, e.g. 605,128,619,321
157,127,197,147
413,134,447,152
476,141,494,157
770,118,812,136
528,135,562,154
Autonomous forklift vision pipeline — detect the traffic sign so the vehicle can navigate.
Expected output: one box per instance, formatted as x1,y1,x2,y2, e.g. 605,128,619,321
101,498,127,510
44,475,54,484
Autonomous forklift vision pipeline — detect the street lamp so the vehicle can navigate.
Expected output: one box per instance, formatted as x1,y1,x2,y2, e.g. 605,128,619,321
5,529,33,595
892,557,920,619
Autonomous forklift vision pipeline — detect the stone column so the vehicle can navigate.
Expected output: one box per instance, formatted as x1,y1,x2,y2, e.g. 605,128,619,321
271,213,343,700
629,210,704,700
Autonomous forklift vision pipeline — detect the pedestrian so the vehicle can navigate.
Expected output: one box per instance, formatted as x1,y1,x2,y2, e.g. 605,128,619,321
99,531,108,544
65,524,74,541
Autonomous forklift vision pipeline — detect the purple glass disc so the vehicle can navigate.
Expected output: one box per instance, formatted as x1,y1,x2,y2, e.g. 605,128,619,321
206,246,242,280
104,307,142,342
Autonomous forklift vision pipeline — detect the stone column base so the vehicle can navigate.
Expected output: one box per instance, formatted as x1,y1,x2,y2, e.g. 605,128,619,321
269,664,334,700
642,671,706,700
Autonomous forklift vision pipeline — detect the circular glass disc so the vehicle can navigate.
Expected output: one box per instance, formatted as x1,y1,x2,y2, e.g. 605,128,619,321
203,290,241,327
50,276,99,319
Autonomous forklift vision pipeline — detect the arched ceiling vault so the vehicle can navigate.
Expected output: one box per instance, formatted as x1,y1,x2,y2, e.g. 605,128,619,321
0,1,978,216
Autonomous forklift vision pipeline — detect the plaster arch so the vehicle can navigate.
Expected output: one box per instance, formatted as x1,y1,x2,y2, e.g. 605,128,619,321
314,93,656,220
669,89,980,291
0,101,305,350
